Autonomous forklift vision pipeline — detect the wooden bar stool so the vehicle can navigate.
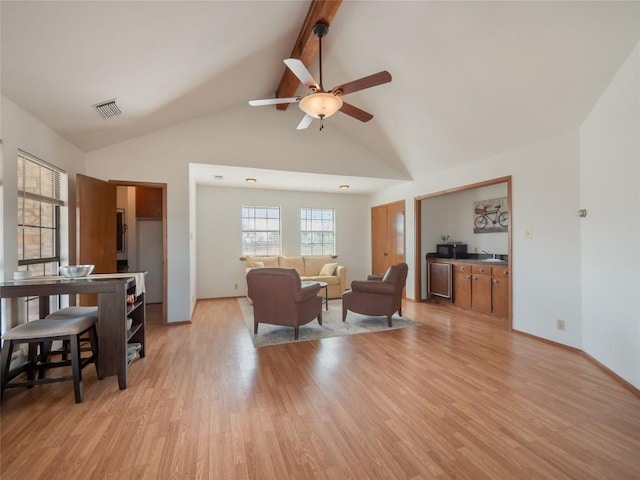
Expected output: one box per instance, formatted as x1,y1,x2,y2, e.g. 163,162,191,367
0,316,100,403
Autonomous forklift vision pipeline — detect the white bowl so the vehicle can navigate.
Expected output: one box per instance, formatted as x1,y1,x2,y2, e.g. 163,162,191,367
13,271,32,280
59,265,95,278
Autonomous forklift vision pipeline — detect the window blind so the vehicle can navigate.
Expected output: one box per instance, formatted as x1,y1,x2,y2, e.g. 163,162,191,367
300,207,335,255
241,206,281,256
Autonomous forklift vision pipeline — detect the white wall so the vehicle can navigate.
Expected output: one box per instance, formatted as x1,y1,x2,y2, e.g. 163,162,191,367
87,136,190,323
5,44,632,386
371,131,584,349
1,96,86,278
580,42,640,388
1,97,87,331
195,185,370,299
420,183,508,298
368,42,640,389
85,102,400,323
421,183,508,255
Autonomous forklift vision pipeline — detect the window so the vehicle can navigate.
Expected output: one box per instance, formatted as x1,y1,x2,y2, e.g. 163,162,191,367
17,151,67,319
300,208,335,255
241,206,281,256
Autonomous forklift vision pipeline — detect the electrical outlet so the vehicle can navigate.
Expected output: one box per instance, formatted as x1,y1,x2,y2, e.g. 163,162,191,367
525,228,533,239
556,319,565,331
234,283,238,290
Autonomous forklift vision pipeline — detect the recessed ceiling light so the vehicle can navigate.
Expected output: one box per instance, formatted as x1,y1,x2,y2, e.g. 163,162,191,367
339,185,349,190
246,178,257,184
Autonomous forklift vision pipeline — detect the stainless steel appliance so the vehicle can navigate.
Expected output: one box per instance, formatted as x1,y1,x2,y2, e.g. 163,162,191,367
436,243,468,259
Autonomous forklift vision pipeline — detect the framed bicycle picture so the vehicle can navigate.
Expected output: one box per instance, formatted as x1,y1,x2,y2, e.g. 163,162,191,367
473,197,509,233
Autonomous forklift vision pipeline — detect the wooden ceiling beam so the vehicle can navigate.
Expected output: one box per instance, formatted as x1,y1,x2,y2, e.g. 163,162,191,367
275,0,342,110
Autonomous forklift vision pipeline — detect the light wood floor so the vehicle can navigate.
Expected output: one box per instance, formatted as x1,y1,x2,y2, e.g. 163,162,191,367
1,298,639,479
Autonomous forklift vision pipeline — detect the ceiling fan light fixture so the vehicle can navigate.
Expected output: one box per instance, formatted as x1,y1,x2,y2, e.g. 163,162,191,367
299,92,343,119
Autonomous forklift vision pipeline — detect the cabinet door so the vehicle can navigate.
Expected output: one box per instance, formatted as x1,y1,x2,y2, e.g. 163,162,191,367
454,271,472,309
136,186,162,219
471,274,492,313
492,268,509,317
472,265,491,276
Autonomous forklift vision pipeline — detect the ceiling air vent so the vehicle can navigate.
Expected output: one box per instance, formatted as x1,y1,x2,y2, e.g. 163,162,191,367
92,99,122,119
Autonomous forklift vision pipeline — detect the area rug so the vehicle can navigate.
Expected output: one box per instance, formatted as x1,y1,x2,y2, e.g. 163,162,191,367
238,297,419,348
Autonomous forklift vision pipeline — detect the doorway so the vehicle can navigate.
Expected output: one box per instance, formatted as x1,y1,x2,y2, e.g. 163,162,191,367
113,181,167,325
76,175,167,323
414,176,512,326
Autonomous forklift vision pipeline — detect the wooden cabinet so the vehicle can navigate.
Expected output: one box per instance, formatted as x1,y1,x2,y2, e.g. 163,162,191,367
445,261,510,319
471,265,492,314
491,267,509,318
453,264,472,309
135,186,162,219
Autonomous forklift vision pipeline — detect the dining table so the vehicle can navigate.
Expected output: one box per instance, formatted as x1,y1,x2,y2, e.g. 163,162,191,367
0,273,146,390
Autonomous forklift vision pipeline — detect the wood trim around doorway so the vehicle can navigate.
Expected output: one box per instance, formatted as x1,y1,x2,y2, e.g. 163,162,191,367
414,176,512,328
110,180,168,325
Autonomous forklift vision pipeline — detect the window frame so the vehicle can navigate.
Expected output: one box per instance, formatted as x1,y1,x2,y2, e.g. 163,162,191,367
16,150,67,319
241,205,282,257
300,207,336,256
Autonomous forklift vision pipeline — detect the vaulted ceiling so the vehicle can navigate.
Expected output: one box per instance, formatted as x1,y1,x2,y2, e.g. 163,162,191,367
2,1,639,184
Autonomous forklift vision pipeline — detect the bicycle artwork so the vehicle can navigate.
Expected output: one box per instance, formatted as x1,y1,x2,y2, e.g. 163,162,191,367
473,197,509,233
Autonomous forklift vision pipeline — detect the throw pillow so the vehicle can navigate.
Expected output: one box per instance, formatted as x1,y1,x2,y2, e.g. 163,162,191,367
319,262,338,276
252,261,265,268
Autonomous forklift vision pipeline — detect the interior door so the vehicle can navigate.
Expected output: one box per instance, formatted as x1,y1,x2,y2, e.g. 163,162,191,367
77,174,117,305
371,205,388,275
386,201,405,267
371,200,406,275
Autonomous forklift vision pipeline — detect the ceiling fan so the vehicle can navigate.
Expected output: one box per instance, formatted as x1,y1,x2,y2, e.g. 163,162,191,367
249,22,392,131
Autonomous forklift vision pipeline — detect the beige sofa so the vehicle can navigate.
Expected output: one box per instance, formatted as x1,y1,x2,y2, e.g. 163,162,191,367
245,255,347,299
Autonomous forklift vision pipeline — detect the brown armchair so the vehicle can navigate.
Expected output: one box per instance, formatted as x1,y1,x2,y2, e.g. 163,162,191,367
342,263,408,327
246,268,323,340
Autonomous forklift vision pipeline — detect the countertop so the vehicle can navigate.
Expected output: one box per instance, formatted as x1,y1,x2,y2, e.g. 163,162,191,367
427,257,508,266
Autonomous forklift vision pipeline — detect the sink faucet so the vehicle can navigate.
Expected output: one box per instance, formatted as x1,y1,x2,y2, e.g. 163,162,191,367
481,250,497,259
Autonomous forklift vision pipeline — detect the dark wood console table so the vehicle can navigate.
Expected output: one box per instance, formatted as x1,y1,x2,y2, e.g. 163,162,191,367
0,274,146,390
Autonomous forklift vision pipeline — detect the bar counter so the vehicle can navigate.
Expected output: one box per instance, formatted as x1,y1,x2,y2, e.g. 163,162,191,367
0,274,146,389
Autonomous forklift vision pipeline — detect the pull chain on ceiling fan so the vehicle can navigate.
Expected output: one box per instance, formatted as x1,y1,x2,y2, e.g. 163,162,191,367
248,22,392,131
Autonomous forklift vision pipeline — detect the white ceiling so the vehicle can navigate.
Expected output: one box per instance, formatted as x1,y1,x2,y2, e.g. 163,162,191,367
2,1,639,192
189,162,405,194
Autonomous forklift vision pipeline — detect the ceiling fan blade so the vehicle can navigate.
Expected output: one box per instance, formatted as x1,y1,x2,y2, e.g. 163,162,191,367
283,58,319,90
332,71,392,96
248,97,300,106
296,114,314,130
339,102,374,122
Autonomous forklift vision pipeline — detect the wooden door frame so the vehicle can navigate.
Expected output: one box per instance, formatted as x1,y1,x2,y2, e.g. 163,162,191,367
110,180,168,325
414,176,512,328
